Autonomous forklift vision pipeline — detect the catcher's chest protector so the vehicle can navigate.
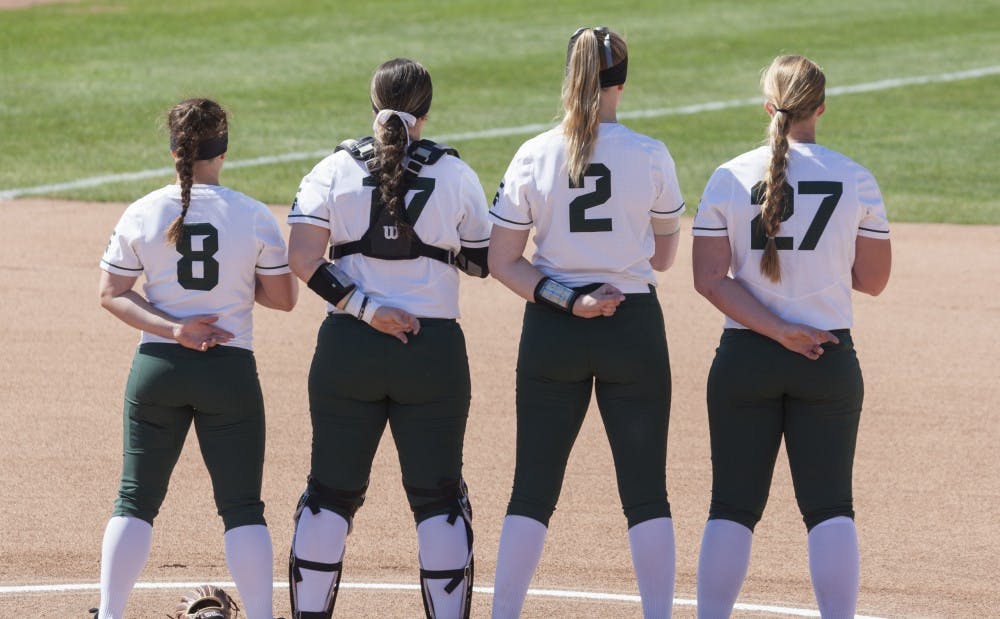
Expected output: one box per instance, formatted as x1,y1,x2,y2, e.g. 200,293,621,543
330,137,460,266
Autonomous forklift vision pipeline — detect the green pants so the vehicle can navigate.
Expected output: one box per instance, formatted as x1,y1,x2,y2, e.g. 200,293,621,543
706,329,863,531
114,343,266,530
307,314,471,523
509,290,672,528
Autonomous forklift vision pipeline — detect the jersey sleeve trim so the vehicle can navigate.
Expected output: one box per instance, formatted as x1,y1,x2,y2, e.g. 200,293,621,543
858,226,890,239
459,236,490,248
489,211,532,228
652,201,685,216
256,263,290,270
691,225,729,238
100,259,143,274
288,213,330,223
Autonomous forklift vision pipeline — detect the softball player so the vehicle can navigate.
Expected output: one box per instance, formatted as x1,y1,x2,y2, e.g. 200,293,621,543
285,58,490,619
691,55,892,619
95,98,297,619
489,27,684,619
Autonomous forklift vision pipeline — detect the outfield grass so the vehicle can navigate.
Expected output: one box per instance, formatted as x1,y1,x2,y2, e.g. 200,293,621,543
1,0,998,223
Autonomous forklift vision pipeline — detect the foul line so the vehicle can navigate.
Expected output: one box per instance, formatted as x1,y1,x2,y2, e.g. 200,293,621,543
1,64,997,201
0,580,885,618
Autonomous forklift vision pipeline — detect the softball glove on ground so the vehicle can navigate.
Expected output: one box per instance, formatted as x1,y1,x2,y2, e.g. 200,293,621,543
171,585,240,619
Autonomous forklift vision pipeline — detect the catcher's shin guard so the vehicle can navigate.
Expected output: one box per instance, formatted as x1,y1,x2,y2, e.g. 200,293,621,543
408,479,475,619
288,479,365,619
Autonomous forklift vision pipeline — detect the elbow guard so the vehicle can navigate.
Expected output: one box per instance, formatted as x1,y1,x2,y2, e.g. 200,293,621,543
307,262,357,306
455,246,489,278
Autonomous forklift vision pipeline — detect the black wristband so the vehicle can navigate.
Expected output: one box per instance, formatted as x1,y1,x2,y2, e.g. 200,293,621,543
533,277,580,313
307,262,357,306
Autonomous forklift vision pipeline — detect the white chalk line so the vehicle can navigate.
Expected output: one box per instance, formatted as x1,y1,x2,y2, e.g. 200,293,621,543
1,65,997,201
0,580,885,618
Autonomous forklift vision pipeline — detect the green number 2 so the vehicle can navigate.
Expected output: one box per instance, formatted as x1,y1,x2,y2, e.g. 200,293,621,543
750,180,842,250
176,223,219,290
569,163,613,232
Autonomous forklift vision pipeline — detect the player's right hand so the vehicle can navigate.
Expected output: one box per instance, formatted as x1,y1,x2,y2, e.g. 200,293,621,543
371,306,421,343
173,315,235,351
776,323,840,360
572,283,626,319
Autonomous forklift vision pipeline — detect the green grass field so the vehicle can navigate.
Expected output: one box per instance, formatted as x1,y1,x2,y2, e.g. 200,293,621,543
2,0,998,223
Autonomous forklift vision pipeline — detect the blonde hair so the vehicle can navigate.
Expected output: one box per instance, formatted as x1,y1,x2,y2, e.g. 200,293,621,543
758,55,826,282
561,29,627,187
165,98,228,245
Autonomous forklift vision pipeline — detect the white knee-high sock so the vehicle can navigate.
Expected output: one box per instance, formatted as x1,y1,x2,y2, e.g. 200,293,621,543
696,519,753,619
628,517,676,619
807,516,859,619
491,515,548,619
292,508,349,612
98,516,153,619
224,524,274,619
417,513,472,618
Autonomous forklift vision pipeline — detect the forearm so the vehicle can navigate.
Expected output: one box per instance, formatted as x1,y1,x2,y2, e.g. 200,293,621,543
490,255,546,302
696,276,789,341
100,290,180,340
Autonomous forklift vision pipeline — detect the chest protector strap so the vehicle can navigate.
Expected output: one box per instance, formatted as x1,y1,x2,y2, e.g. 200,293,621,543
331,138,459,265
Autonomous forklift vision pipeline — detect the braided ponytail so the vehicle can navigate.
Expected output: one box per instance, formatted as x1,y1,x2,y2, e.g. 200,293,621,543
759,111,792,282
369,59,433,239
165,99,228,245
758,55,826,282
373,113,414,239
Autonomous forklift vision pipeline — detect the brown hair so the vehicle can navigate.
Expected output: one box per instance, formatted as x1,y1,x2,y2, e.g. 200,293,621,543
370,58,433,239
165,98,228,244
758,55,826,282
561,28,627,186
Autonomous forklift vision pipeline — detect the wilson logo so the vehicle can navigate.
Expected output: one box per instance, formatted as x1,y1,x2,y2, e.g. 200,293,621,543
383,225,399,240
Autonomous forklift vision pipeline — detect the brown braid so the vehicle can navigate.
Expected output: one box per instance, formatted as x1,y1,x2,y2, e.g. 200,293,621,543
758,55,826,282
165,98,228,245
369,59,433,239
562,29,628,187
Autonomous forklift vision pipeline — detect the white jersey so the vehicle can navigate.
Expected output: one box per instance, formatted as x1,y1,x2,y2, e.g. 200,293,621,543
288,145,491,318
692,142,890,330
489,123,685,293
101,184,291,351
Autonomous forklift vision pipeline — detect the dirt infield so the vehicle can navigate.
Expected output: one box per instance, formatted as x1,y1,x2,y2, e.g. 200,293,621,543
0,199,997,618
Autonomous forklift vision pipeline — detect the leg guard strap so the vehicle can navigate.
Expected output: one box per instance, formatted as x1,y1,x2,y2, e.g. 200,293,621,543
301,476,367,522
420,564,473,595
405,478,472,525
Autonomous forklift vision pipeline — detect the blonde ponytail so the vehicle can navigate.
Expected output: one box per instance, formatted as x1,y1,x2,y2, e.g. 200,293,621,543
561,28,627,187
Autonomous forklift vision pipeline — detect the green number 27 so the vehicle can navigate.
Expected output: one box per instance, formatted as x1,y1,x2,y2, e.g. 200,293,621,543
750,180,843,250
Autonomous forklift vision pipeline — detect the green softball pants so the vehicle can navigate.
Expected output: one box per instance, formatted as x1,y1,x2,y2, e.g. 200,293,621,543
508,290,672,529
706,329,864,531
307,314,471,523
113,343,266,530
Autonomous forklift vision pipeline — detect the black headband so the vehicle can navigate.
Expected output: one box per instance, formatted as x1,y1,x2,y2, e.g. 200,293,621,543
169,133,229,160
566,26,628,88
600,57,628,88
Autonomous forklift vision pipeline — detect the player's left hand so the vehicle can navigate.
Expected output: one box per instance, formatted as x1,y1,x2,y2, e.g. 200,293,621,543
776,322,840,360
370,306,421,343
172,315,235,352
572,283,626,318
